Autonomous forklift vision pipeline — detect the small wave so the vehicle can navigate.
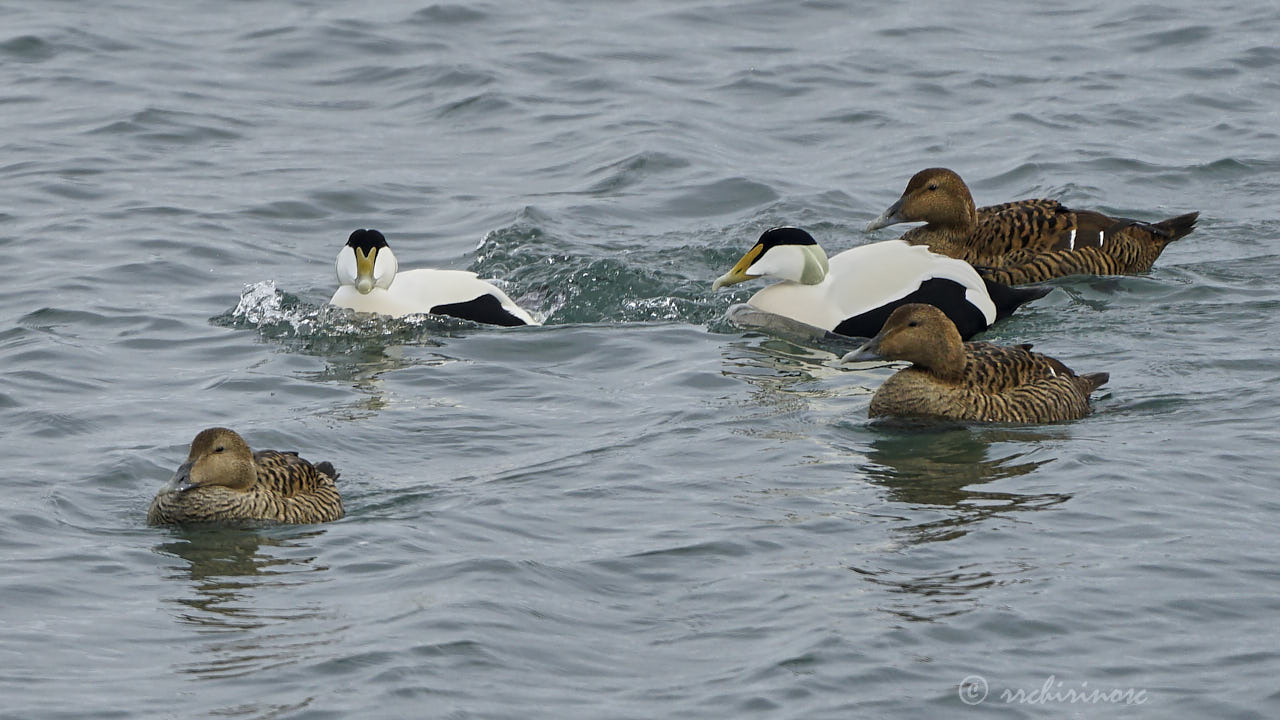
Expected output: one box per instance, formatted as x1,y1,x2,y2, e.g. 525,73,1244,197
472,219,731,325
407,4,491,25
0,35,56,62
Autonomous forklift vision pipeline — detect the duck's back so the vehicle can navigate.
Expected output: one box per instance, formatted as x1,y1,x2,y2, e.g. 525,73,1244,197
870,342,1107,422
969,200,1079,260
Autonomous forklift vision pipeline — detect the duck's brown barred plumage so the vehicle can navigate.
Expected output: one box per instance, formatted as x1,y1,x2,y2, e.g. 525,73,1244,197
866,168,1198,284
846,304,1108,423
147,428,344,525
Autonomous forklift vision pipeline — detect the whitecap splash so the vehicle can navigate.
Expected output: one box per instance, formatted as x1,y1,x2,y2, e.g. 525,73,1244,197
231,279,286,325
218,280,467,343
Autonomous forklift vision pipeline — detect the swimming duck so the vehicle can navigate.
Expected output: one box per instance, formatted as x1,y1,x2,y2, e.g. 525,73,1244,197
330,228,539,326
864,168,1199,284
843,304,1108,422
712,227,1050,340
147,428,344,525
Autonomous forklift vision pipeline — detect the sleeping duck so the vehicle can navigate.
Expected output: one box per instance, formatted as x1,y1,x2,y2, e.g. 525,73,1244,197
712,226,1049,340
865,168,1199,284
843,304,1108,423
147,428,344,525
330,228,539,326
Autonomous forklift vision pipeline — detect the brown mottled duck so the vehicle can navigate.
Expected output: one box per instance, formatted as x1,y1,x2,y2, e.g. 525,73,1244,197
843,304,1108,423
865,168,1198,284
147,428,344,525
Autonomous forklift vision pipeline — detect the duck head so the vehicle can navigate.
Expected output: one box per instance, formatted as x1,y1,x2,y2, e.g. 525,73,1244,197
162,428,257,494
865,168,977,232
712,226,830,290
842,303,966,381
335,228,398,295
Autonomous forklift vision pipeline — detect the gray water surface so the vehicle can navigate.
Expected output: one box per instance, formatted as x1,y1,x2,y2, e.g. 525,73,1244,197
3,1,1279,718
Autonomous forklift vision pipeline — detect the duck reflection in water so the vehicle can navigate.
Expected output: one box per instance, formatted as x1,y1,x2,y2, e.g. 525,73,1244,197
863,425,1067,528
847,426,1072,622
302,340,462,420
153,527,336,680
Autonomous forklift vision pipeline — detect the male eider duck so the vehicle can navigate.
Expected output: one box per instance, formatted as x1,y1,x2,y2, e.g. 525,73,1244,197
843,304,1108,423
712,226,1050,340
330,228,539,326
147,428,344,525
865,168,1199,284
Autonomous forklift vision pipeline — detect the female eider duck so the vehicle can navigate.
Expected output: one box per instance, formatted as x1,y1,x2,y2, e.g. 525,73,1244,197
843,304,1108,423
712,226,1050,340
331,228,538,326
865,168,1199,284
147,428,344,525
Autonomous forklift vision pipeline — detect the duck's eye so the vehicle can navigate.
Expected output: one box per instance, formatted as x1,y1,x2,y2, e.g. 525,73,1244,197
926,183,938,191
907,321,920,327
214,446,225,453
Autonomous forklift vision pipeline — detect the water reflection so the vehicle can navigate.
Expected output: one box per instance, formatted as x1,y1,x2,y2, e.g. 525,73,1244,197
152,527,340,680
849,561,1027,623
849,425,1072,622
714,338,847,443
302,341,460,420
719,331,855,396
863,425,1069,543
719,303,868,351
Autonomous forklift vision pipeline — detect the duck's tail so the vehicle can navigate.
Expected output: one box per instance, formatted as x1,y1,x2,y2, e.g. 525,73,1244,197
1149,212,1199,243
982,277,1054,319
315,461,340,480
1077,372,1109,394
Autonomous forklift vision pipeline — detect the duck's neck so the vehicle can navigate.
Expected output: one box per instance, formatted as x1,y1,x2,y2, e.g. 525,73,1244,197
924,189,978,235
914,340,968,384
908,218,982,263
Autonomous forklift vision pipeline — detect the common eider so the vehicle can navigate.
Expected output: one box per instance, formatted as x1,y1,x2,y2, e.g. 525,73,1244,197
843,304,1108,423
712,226,1050,340
147,428,344,525
864,168,1199,284
330,228,539,326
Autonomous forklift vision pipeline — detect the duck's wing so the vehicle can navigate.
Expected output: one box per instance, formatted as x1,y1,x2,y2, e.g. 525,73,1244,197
253,449,327,497
962,341,1106,421
390,269,537,326
818,242,1000,339
972,199,1082,260
975,201,1198,282
963,341,1077,392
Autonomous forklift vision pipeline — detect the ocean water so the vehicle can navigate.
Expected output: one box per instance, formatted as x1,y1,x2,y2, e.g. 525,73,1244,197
3,1,1279,718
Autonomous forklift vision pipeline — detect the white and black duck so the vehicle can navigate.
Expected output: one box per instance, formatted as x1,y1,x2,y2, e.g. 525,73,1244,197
712,226,1048,339
330,228,539,326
